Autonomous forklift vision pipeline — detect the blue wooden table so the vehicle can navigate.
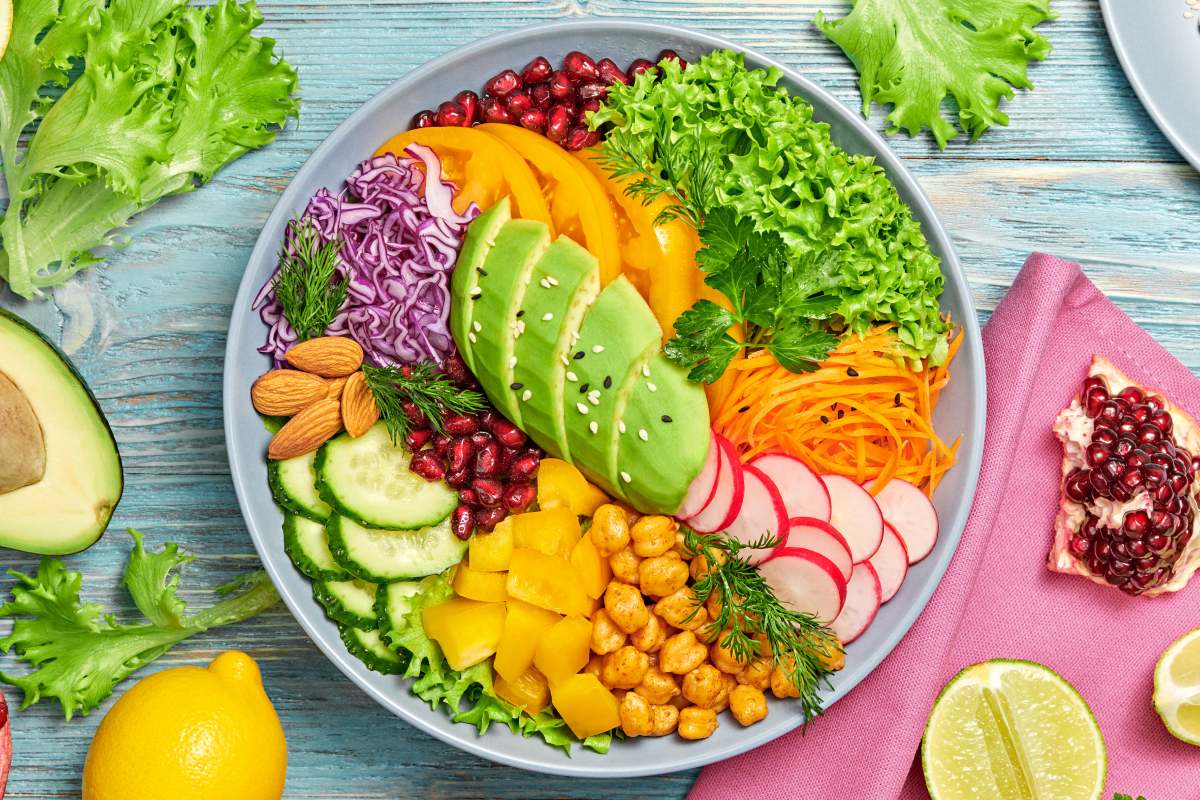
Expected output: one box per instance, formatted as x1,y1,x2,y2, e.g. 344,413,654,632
2,1,1198,796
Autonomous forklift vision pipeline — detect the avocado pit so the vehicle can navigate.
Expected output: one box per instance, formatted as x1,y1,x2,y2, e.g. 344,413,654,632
0,370,47,494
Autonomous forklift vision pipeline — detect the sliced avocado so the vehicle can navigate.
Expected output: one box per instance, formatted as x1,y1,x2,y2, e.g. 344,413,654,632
616,353,711,514
510,237,600,460
561,276,661,499
448,198,511,374
0,308,122,554
467,219,552,425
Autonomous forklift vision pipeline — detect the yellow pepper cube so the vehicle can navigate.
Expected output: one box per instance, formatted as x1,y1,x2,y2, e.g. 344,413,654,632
421,598,505,671
550,673,620,739
511,508,581,558
506,547,590,617
495,599,561,682
469,517,514,571
453,561,508,602
537,458,609,517
570,533,611,599
533,615,593,685
495,667,551,715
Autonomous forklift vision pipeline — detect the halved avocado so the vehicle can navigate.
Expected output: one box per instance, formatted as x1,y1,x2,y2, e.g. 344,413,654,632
448,198,511,375
0,308,122,553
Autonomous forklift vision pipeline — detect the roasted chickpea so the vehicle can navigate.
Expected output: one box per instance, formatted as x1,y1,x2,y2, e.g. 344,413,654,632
678,706,719,740
812,635,845,671
635,665,680,705
584,654,604,680
590,609,627,655
689,548,726,581
671,528,695,559
604,582,650,634
630,611,669,653
650,703,680,736
695,620,722,644
630,515,677,557
591,504,630,556
705,590,724,622
608,544,643,585
736,658,772,691
654,587,707,631
681,664,724,709
710,635,749,674
602,645,650,689
668,693,691,711
638,555,690,598
614,501,641,527
712,672,737,713
619,690,653,737
659,630,708,675
753,631,772,659
729,684,768,726
770,662,801,699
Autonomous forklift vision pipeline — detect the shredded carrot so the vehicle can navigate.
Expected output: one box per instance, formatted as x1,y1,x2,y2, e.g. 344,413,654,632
713,324,963,497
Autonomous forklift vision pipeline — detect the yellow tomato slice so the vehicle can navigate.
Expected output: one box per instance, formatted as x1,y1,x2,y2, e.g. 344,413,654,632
478,124,621,285
375,127,553,230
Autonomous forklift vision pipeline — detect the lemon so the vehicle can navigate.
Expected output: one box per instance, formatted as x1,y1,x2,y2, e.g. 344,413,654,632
83,651,287,800
1154,626,1200,746
0,0,10,63
922,660,1106,800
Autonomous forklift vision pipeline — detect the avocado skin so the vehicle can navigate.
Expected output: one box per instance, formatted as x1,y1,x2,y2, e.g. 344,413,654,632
448,198,512,374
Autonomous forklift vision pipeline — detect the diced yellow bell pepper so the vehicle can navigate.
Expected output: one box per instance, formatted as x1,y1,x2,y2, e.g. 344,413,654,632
534,615,593,685
550,673,620,739
494,667,551,715
536,458,609,517
421,598,505,671
469,517,513,572
494,599,561,682
570,533,611,599
512,507,581,558
453,561,508,602
506,547,590,617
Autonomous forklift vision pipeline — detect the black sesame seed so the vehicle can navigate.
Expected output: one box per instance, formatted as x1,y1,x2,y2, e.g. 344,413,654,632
661,415,673,423
894,393,902,407
579,383,589,394
847,367,859,377
603,376,612,389
515,309,525,318
510,382,523,390
574,351,585,360
477,268,488,276
738,405,750,414
837,409,844,419
820,415,830,424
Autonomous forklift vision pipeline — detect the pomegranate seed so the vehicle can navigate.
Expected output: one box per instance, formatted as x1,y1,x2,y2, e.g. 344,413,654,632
1114,437,1136,457
405,428,433,450
449,437,474,473
1138,423,1162,444
451,505,475,540
409,451,445,481
522,56,554,84
476,506,507,531
1083,376,1106,391
470,430,493,449
546,105,572,143
657,49,688,70
480,410,501,432
1131,405,1151,424
1092,428,1117,446
1089,471,1111,497
459,488,479,506
1110,481,1133,502
1146,396,1164,413
1120,468,1144,489
503,482,536,512
597,58,629,85
484,69,523,98
519,108,547,133
508,453,541,482
1151,509,1175,532
1117,418,1138,435
1069,534,1090,556
549,70,574,100
1123,510,1150,536
1128,540,1150,558
490,419,527,448
577,98,602,122
432,432,452,457
563,126,599,151
1086,442,1110,466
1093,540,1111,561
481,96,513,124
563,51,599,81
1102,459,1126,480
628,58,656,78
474,440,501,476
1118,386,1144,404
402,400,427,426
436,100,468,127
455,90,480,125
446,468,472,489
1144,463,1169,485
498,445,521,475
473,477,504,507
1150,410,1174,434
529,82,551,108
443,414,478,436
1098,401,1121,422
441,353,472,385
413,109,436,128
506,91,533,116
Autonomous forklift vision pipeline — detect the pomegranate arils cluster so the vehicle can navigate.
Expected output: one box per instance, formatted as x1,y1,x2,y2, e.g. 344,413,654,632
1050,356,1200,596
403,353,541,539
412,49,686,150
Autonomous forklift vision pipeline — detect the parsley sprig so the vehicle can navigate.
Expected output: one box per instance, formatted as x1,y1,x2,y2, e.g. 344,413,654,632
273,216,348,342
685,528,842,724
362,362,487,444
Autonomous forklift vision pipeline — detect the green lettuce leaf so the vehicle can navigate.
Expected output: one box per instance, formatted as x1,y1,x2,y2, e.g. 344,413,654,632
815,0,1054,148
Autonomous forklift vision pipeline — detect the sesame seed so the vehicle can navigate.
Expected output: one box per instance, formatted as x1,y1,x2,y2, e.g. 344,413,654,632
618,421,626,434
847,367,859,377
509,356,517,369
894,393,902,407
588,390,600,405
522,389,532,402
620,471,632,484
516,309,525,318
576,402,589,415
603,375,612,389
592,345,604,353
472,321,482,333
560,354,569,366
542,312,554,322
738,405,750,414
566,371,578,382
820,415,829,424
470,287,482,299
642,363,650,378
837,409,844,419
574,351,585,360
638,428,649,441
589,421,598,435
579,383,589,393
571,331,579,346
510,382,523,390
661,415,673,423
547,276,559,286
468,332,477,343
539,277,552,289
647,382,657,393
477,268,488,276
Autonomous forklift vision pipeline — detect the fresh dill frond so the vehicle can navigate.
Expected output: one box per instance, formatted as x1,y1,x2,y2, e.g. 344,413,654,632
596,120,716,229
273,216,347,341
361,362,487,444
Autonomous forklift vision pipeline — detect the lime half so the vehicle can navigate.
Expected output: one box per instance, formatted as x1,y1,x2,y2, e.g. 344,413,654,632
1154,626,1200,746
922,660,1106,800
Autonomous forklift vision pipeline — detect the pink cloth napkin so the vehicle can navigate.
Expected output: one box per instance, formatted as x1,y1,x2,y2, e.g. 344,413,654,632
690,253,1200,800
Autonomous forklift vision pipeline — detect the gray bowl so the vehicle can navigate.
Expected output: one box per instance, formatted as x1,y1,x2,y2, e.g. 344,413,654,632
223,20,986,777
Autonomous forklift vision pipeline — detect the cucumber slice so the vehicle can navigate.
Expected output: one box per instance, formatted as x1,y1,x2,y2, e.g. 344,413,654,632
327,514,467,583
270,451,332,521
313,578,379,629
339,625,409,675
375,580,424,633
282,514,347,581
316,423,457,530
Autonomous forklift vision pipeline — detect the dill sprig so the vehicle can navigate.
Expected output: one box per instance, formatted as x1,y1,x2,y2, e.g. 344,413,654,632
684,528,842,724
273,216,347,341
361,362,487,444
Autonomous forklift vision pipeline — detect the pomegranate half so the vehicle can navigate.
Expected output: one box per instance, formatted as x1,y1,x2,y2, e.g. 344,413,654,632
1049,355,1200,596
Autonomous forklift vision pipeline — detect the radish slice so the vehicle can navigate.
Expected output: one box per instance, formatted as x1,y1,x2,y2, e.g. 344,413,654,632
688,436,745,533
870,478,939,564
677,433,721,519
821,474,884,563
830,562,882,644
749,453,831,521
725,465,788,564
784,517,853,581
868,523,908,603
758,548,847,623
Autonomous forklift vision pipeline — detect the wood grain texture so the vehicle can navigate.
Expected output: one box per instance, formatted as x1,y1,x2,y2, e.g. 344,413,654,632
0,1,1197,797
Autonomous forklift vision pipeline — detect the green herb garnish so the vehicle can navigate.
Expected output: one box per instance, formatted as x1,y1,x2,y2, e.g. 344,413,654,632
684,528,842,724
362,362,487,443
0,530,279,719
664,207,841,383
273,217,348,341
596,119,716,229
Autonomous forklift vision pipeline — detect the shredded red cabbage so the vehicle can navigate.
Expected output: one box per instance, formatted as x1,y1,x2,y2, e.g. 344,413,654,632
254,145,478,366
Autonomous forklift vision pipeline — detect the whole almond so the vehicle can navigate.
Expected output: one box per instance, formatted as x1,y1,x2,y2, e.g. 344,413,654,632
268,398,343,460
285,336,364,378
324,376,349,400
341,371,380,437
251,369,329,416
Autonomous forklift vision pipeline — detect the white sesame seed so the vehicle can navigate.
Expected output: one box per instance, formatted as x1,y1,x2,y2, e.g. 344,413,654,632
566,371,578,382
468,332,477,343
522,389,532,402
589,421,598,435
620,471,632,484
576,402,589,415
618,421,626,434
470,287,482,299
642,363,650,377
588,392,600,406
508,356,517,369
647,382,657,393
638,428,649,442
539,277,551,289
560,355,569,366
592,345,605,353
547,276,559,286
542,312,553,321
571,331,579,346
472,321,482,333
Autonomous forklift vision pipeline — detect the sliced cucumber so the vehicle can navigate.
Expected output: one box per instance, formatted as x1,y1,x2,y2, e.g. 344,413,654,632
313,578,379,629
283,514,347,581
316,423,457,530
270,451,332,521
375,580,424,633
327,514,466,583
339,624,408,674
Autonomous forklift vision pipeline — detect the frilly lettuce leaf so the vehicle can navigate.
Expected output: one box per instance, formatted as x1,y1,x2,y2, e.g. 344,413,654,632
815,0,1054,148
